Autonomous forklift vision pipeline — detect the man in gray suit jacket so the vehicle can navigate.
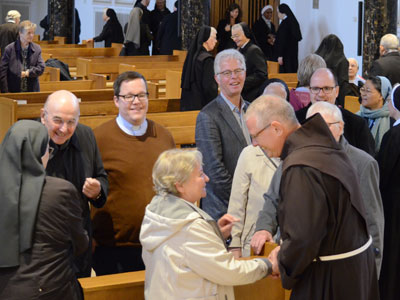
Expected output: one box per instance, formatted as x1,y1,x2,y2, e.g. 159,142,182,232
195,49,251,221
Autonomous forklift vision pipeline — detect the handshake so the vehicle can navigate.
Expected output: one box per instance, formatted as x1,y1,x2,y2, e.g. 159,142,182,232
251,230,280,278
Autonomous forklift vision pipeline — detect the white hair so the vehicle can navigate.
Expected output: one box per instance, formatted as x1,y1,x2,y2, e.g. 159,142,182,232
380,34,399,51
214,49,246,75
306,101,343,123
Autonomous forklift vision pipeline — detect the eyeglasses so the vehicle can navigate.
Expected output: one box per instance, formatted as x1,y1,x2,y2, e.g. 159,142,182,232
250,123,271,140
217,68,245,78
118,93,149,103
231,34,240,39
45,111,78,128
327,121,341,127
309,86,336,94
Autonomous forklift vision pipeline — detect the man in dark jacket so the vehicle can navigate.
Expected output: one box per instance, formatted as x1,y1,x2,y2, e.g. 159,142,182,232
231,23,268,102
370,33,400,86
295,68,376,156
0,10,20,58
150,0,171,55
156,1,181,55
40,90,108,278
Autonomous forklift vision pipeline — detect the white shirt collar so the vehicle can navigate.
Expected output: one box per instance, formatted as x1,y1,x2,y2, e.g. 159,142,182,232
116,114,148,136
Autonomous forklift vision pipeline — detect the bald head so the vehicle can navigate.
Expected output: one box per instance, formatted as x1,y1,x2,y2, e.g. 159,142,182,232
309,68,339,104
41,90,80,145
263,82,287,100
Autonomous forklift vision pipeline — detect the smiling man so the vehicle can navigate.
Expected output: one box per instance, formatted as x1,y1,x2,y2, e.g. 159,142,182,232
231,22,268,102
40,90,108,278
195,49,251,221
92,71,175,275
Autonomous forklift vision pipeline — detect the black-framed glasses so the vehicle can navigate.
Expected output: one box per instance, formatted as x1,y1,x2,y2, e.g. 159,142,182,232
217,68,245,78
309,86,336,94
250,123,271,140
118,93,149,103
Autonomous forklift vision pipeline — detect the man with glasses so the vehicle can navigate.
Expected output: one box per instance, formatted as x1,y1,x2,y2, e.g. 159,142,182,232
295,67,375,155
246,95,379,300
195,49,251,221
92,71,175,275
40,90,108,278
231,23,268,102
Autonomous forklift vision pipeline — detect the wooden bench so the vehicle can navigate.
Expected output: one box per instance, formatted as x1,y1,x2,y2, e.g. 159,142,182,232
76,55,181,79
39,66,61,82
344,95,360,113
78,242,288,300
0,96,181,142
40,75,107,91
267,61,280,74
269,73,298,89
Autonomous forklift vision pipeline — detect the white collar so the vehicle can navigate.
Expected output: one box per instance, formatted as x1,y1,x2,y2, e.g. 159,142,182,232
116,114,148,136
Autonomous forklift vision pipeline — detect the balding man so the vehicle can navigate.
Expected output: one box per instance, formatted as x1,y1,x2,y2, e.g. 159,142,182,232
0,10,20,58
40,90,108,277
370,33,400,86
263,81,287,99
307,101,384,276
246,95,379,299
296,68,375,155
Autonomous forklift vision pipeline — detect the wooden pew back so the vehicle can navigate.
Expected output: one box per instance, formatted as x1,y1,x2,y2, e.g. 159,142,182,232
39,66,61,82
344,96,360,113
269,73,298,89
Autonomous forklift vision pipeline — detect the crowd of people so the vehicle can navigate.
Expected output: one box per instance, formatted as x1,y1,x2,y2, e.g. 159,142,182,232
1,2,400,300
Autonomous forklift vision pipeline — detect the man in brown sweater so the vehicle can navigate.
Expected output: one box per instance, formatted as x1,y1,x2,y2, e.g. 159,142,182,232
92,71,175,275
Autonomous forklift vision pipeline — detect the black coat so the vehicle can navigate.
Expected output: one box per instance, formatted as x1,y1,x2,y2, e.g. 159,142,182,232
0,22,19,57
239,41,268,102
370,52,400,86
376,125,400,300
156,12,181,55
93,19,124,47
216,19,237,52
0,39,45,93
296,104,376,156
252,18,276,60
0,176,88,300
180,50,217,111
45,123,108,277
275,18,300,73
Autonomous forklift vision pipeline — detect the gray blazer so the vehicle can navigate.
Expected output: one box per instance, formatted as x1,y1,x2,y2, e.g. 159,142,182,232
195,95,249,221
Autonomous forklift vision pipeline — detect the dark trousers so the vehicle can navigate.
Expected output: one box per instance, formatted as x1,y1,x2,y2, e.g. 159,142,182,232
92,246,145,276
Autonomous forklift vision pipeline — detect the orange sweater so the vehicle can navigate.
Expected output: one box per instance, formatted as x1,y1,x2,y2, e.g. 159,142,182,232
92,119,175,247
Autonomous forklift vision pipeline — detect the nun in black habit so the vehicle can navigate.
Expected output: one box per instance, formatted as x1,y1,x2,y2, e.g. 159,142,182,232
180,26,218,111
0,120,88,300
275,4,302,73
252,5,276,61
91,8,124,47
377,84,400,300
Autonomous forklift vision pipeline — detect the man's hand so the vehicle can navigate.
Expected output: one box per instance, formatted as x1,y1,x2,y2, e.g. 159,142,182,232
278,57,283,65
224,24,231,32
82,178,101,199
229,247,242,259
251,230,273,255
218,214,239,240
268,245,280,278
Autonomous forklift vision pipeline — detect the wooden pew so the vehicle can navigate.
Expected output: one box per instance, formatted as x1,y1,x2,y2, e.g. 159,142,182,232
267,61,280,74
344,95,360,113
76,55,180,79
41,44,123,67
166,70,182,99
39,78,106,91
39,66,61,82
268,73,298,89
78,242,287,300
0,96,181,141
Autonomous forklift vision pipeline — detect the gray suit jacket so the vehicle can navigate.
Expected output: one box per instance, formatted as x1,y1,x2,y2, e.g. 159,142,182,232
195,95,249,220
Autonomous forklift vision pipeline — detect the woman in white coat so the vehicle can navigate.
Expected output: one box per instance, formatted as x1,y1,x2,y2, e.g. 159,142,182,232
140,149,276,300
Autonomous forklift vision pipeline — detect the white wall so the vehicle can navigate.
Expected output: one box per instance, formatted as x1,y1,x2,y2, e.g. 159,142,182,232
281,0,363,72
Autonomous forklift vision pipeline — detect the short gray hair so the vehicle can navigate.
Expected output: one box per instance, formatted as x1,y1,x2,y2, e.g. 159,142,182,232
263,82,287,99
152,149,203,196
306,101,343,122
245,95,298,129
297,54,326,87
380,34,399,51
19,20,37,33
214,48,246,75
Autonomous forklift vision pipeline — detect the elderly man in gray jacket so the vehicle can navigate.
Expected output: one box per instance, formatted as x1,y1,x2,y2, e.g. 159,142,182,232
251,101,384,276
